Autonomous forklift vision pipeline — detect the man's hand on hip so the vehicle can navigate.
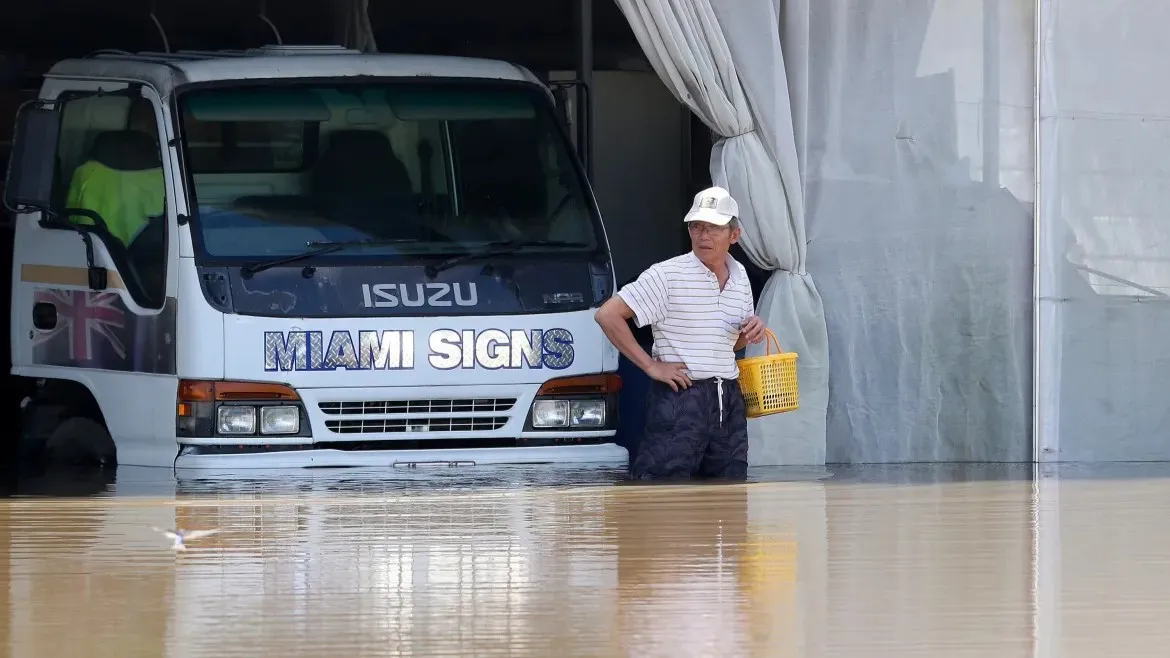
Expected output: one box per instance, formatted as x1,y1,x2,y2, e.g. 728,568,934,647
647,361,692,392
740,315,767,345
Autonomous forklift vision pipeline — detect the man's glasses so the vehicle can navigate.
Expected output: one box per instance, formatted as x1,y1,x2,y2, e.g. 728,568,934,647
687,222,731,235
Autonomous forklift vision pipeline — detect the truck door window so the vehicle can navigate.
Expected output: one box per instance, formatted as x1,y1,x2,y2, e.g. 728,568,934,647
49,93,168,309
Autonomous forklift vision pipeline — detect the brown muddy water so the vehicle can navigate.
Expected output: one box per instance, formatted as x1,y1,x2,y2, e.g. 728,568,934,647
0,463,1167,657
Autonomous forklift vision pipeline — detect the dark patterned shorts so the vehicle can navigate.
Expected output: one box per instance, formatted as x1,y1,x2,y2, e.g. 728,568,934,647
630,377,749,481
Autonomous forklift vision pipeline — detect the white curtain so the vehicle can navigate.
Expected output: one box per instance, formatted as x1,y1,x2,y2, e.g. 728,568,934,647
614,0,830,465
331,0,378,53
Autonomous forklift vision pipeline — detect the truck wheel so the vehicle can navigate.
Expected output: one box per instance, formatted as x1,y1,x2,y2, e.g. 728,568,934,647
17,400,68,463
43,417,117,469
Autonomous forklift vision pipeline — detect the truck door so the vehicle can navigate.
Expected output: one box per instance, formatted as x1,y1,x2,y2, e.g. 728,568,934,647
5,80,180,453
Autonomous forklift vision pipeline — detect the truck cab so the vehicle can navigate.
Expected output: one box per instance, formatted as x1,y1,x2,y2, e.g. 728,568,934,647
3,45,626,469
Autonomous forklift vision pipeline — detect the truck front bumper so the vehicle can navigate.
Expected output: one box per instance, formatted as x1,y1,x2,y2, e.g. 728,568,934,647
174,442,629,469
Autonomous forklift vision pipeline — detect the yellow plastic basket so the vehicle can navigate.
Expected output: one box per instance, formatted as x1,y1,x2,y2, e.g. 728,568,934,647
737,328,799,418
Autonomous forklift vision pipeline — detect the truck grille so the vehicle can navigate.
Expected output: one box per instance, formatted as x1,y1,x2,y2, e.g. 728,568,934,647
325,417,510,434
318,398,517,415
318,397,518,435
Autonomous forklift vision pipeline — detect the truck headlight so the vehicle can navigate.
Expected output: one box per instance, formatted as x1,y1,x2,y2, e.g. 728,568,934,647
569,400,606,427
217,406,257,434
178,380,310,439
260,406,300,434
528,374,620,431
532,399,606,428
532,400,569,427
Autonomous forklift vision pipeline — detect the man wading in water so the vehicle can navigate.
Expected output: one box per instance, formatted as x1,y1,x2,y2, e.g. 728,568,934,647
595,186,765,480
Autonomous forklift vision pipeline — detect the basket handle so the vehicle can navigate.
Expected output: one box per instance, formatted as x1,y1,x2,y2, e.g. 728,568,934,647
762,328,781,355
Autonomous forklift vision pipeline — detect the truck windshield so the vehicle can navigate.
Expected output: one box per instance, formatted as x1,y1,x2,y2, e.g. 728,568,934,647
175,81,601,262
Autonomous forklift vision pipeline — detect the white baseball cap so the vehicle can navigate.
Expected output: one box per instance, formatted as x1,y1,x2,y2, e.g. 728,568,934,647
683,186,739,227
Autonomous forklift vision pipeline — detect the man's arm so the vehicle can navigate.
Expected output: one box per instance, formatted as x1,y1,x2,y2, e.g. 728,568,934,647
733,293,766,352
599,266,693,391
594,296,656,374
733,319,764,351
595,294,692,391
734,333,749,353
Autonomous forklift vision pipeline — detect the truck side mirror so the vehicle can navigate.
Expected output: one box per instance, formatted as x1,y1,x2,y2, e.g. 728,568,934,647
3,100,62,215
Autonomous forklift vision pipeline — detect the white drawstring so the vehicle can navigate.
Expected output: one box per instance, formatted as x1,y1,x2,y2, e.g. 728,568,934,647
714,377,724,426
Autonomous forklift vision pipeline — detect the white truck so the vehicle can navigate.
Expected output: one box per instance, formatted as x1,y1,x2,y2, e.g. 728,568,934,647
3,45,627,469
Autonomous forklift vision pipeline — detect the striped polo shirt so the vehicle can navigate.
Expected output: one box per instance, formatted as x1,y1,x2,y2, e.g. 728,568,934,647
617,251,756,380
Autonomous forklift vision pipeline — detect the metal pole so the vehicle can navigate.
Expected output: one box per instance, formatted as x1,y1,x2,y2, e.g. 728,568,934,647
1033,0,1058,462
576,0,593,179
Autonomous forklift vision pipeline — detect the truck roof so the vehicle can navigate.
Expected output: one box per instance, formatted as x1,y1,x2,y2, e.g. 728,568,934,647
45,45,544,98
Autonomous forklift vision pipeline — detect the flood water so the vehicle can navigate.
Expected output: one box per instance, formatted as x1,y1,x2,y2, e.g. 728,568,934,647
0,462,1166,657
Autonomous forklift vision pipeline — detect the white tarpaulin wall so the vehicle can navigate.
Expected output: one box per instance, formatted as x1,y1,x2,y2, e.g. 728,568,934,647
614,0,830,466
788,0,1035,462
1036,0,1170,461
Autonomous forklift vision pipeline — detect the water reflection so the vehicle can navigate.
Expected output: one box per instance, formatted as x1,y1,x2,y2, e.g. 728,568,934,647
6,464,1170,656
0,465,818,657
6,472,177,658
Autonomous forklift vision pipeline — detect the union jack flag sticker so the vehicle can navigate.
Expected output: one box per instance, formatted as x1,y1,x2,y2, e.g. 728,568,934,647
32,289,127,363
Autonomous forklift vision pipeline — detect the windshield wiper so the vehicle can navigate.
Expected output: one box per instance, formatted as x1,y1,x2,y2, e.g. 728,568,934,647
424,239,591,277
240,239,418,277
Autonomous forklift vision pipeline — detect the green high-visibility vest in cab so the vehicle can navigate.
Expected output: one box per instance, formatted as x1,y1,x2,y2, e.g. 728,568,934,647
65,130,164,245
